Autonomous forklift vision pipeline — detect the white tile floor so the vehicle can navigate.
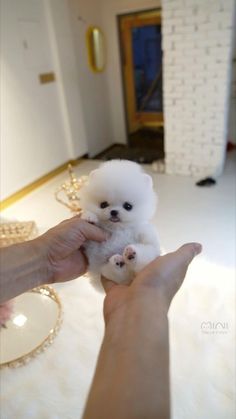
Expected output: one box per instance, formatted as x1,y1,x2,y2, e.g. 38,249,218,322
1,153,236,419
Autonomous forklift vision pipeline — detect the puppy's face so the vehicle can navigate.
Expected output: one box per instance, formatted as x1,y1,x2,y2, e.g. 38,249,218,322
89,195,140,224
80,161,157,225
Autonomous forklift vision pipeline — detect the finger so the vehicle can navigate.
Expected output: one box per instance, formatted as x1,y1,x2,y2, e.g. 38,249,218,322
75,219,108,242
52,250,87,283
165,242,202,295
172,242,202,266
135,242,202,285
101,276,117,294
60,216,108,242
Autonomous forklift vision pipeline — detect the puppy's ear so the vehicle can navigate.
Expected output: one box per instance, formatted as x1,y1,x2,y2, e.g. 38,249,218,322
143,174,153,188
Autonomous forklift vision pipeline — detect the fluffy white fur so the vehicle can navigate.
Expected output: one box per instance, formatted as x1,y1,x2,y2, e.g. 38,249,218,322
79,160,160,286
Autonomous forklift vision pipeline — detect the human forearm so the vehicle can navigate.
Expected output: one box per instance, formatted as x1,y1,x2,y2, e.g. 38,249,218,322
0,239,47,303
0,218,107,304
84,243,202,419
83,292,170,419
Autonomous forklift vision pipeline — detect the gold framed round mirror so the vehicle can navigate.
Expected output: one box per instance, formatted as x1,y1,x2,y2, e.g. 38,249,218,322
0,286,62,368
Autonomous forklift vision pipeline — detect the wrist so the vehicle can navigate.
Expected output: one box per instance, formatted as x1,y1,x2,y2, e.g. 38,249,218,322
0,239,49,304
104,288,169,343
32,236,52,285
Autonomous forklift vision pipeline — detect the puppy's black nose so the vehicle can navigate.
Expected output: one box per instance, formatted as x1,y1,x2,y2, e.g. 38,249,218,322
110,209,118,217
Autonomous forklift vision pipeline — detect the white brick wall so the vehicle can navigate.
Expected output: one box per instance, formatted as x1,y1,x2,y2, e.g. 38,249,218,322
162,0,235,177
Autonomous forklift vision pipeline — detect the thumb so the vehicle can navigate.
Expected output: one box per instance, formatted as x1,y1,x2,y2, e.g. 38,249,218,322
162,242,202,301
134,242,202,304
172,242,202,266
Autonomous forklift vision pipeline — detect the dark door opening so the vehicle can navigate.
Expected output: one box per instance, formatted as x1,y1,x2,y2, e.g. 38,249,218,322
132,25,162,113
119,9,164,163
95,9,164,164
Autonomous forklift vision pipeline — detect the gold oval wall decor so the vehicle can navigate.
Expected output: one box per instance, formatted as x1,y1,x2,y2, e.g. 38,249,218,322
86,26,105,73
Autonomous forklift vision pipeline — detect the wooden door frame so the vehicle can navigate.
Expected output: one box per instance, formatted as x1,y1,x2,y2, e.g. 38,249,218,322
117,8,162,145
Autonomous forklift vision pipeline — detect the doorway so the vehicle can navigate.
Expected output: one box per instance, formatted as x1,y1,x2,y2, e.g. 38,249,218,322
118,9,164,162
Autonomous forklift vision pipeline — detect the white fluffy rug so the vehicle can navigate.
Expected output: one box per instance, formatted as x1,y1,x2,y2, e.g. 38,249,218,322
0,255,235,419
169,258,235,419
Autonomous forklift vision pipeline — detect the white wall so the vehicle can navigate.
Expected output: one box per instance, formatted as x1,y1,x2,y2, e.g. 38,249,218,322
100,0,161,145
46,0,88,158
0,0,88,200
67,0,113,157
162,0,235,177
227,7,236,144
228,62,236,144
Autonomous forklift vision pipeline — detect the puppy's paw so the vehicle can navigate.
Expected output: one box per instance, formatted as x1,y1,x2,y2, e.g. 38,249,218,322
109,254,125,268
81,211,98,224
123,245,137,264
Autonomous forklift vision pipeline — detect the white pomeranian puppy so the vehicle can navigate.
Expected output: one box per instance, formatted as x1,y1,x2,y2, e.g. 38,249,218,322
79,160,160,287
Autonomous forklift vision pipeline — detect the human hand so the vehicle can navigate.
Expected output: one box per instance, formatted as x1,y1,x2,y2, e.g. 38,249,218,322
38,216,107,284
102,243,202,324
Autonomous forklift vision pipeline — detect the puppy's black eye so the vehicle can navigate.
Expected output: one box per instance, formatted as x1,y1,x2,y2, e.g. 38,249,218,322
100,201,109,209
123,202,133,211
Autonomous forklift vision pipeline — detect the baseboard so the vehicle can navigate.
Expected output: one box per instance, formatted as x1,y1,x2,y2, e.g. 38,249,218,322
0,158,83,211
